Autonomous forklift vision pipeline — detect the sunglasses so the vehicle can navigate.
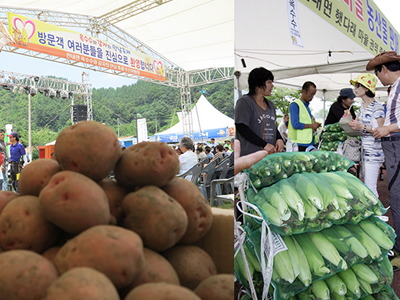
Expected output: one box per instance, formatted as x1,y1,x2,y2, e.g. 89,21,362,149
355,83,362,88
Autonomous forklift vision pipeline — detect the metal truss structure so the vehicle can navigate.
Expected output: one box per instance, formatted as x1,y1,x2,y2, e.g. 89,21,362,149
0,2,234,136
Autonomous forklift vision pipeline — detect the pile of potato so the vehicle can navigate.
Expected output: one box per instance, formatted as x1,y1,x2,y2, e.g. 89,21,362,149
0,121,234,300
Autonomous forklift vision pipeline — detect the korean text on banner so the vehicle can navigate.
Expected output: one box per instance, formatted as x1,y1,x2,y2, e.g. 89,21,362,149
288,0,304,48
137,118,148,144
299,0,400,55
7,12,166,82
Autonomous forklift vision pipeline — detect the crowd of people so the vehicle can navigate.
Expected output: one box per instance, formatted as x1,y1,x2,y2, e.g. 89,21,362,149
233,51,400,271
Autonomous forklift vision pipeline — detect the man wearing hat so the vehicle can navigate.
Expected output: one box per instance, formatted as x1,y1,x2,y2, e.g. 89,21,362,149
368,51,400,270
7,131,26,193
324,88,356,125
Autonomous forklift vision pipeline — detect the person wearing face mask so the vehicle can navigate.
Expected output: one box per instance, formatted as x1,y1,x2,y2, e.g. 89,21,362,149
324,88,357,125
288,81,322,151
235,67,284,156
348,73,385,198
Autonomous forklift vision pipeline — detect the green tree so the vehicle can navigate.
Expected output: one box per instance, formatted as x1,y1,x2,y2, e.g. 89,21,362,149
267,87,301,116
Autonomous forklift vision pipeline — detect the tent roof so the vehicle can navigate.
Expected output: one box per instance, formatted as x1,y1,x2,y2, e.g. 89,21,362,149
157,94,234,135
235,0,394,101
1,0,234,71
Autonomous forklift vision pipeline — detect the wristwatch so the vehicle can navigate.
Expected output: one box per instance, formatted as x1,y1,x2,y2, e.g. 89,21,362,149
363,125,367,134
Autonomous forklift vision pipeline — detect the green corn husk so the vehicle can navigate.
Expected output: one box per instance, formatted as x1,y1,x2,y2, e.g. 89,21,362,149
344,224,381,260
358,219,394,251
290,174,324,210
304,173,339,210
325,273,347,296
358,277,373,294
292,235,312,286
273,249,296,283
308,231,347,270
337,267,361,297
256,186,291,221
293,234,330,277
276,180,305,222
321,227,351,255
351,263,379,284
334,225,369,260
259,201,284,226
311,279,330,300
332,292,346,300
282,235,300,278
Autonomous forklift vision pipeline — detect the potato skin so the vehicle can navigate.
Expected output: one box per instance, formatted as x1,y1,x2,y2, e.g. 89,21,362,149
119,247,180,298
54,225,145,289
125,282,201,300
19,158,61,196
194,274,235,300
0,250,58,300
42,267,120,300
54,121,122,182
0,191,19,215
39,170,110,234
162,177,213,244
0,195,61,252
122,186,188,251
114,141,179,189
162,245,217,290
97,177,129,225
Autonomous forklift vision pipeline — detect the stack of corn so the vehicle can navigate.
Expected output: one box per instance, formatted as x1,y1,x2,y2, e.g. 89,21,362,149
235,152,398,300
320,123,351,152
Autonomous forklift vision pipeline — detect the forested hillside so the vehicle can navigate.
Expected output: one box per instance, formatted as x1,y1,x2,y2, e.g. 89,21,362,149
0,78,234,150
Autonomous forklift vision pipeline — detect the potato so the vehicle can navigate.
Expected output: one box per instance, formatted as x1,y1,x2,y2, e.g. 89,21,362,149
162,245,217,290
39,170,110,234
54,225,145,289
54,121,122,182
114,141,179,189
122,186,188,251
119,247,180,298
0,191,19,215
42,267,119,300
0,250,58,300
162,177,213,244
194,274,235,300
0,195,61,252
42,246,61,264
98,177,129,225
124,282,201,300
19,158,61,196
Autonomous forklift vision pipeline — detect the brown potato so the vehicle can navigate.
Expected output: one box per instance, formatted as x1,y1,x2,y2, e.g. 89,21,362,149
162,177,213,244
19,158,61,196
122,186,188,251
114,141,179,189
162,245,217,290
54,225,145,289
119,247,180,298
0,250,58,300
0,191,19,215
41,246,61,264
54,121,122,182
194,274,235,300
39,170,110,234
42,267,120,300
98,177,129,225
124,282,201,300
0,195,61,252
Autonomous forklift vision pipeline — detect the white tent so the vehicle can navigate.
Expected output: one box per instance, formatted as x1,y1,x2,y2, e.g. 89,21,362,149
155,94,234,143
234,0,399,104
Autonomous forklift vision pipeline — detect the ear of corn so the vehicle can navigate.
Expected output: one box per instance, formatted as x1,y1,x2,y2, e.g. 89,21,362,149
242,243,261,273
259,201,284,226
302,195,319,220
303,172,339,210
292,235,312,286
234,247,255,283
358,219,394,251
334,225,369,259
293,234,330,277
344,224,381,260
337,268,361,298
351,263,379,284
297,289,314,300
258,186,291,221
276,180,305,221
282,235,300,278
357,277,373,294
329,182,354,200
308,232,347,270
273,249,296,283
290,174,324,210
331,292,346,300
311,279,330,300
325,274,347,296
321,227,351,255
319,171,348,185
341,172,379,205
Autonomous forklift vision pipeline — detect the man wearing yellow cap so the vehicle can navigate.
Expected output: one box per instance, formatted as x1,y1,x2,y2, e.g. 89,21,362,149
369,51,400,270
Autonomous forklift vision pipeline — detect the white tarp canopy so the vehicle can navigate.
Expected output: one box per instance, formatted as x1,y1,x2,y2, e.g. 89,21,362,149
0,0,234,71
155,94,234,143
234,0,397,102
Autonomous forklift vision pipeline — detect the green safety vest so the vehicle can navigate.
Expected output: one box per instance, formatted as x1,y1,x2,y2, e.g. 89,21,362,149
288,99,314,145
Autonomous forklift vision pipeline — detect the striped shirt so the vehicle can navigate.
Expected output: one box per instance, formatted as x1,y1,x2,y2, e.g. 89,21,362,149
384,76,400,137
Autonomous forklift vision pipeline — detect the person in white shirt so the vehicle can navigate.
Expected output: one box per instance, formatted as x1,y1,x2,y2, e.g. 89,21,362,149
278,114,289,143
178,136,198,178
